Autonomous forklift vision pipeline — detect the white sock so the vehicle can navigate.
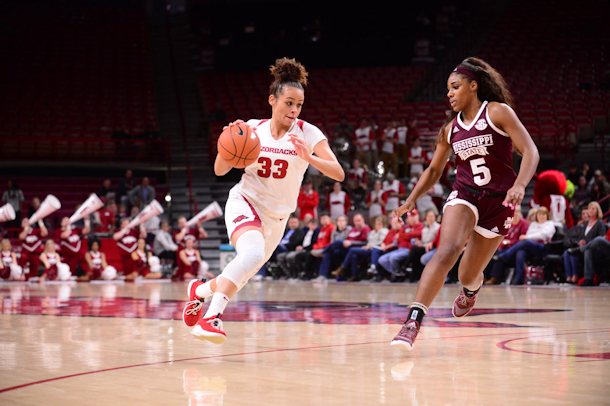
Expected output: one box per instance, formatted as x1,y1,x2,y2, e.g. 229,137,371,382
204,292,230,318
195,280,214,299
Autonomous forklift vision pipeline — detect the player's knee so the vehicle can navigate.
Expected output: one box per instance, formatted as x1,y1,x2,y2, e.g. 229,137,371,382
240,245,266,270
235,230,266,270
434,245,461,266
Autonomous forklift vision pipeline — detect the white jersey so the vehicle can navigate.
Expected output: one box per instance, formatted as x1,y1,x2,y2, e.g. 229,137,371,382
382,128,396,154
233,119,326,219
396,126,408,145
328,190,349,220
355,127,373,152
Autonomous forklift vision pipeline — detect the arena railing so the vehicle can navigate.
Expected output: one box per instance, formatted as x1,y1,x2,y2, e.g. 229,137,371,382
0,136,168,163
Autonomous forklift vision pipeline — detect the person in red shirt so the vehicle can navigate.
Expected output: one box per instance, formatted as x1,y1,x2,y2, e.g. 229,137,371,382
59,215,91,277
113,218,146,275
378,210,423,275
368,217,404,280
18,218,48,279
174,216,208,252
299,213,335,280
485,206,529,284
297,179,319,220
325,214,371,279
96,201,117,233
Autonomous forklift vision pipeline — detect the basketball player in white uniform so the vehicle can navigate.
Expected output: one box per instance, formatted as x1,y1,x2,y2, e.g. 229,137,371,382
183,58,344,344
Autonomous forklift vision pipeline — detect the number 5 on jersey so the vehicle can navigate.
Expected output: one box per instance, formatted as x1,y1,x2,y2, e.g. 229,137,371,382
257,157,289,179
470,158,491,186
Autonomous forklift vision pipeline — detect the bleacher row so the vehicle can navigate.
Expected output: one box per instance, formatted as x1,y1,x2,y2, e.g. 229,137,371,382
0,3,157,147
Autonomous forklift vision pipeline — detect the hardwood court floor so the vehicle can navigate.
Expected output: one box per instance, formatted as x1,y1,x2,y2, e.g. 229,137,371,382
0,280,609,405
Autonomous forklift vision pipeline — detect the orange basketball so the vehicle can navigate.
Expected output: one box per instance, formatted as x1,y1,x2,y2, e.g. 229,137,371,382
217,123,260,168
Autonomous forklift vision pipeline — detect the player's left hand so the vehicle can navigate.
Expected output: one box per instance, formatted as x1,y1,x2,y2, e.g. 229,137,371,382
288,134,310,161
503,184,525,209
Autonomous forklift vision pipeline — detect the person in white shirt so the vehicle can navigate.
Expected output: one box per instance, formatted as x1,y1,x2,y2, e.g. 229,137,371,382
382,173,406,213
327,181,351,220
354,118,374,169
154,221,179,263
396,119,410,178
408,137,426,176
381,121,398,177
183,57,344,344
492,207,556,284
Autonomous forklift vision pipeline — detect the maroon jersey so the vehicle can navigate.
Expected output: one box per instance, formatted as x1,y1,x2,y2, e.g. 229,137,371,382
22,228,44,253
60,229,83,255
176,228,199,250
116,229,139,256
450,101,516,193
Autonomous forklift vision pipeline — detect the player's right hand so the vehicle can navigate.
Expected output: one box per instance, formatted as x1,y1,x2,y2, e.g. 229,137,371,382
390,199,416,223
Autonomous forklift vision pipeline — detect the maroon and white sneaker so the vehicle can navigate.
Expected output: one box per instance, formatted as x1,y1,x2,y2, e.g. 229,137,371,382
191,314,227,344
452,289,478,317
390,320,420,350
182,279,207,327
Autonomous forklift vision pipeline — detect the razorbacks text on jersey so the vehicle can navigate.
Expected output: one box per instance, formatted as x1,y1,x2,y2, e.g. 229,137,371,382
450,101,517,193
233,119,326,219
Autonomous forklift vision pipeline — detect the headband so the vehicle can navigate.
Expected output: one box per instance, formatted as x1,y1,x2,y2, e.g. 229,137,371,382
454,66,478,82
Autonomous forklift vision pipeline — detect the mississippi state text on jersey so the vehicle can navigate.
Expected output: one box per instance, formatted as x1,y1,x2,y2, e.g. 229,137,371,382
450,101,516,193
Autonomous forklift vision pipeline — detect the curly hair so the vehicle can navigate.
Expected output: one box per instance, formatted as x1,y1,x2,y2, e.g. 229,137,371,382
437,57,513,145
269,57,308,97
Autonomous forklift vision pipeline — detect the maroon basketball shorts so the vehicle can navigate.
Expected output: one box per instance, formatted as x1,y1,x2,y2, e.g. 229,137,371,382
443,182,514,238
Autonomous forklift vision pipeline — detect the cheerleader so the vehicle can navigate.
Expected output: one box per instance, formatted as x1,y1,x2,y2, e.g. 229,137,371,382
127,238,162,281
0,239,24,281
176,238,212,281
83,240,117,281
39,240,71,282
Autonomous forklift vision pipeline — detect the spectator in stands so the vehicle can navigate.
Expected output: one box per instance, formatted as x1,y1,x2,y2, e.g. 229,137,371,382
420,224,441,269
346,159,368,208
354,118,374,169
492,207,555,284
573,176,591,207
564,202,607,283
566,163,579,185
378,210,423,278
319,214,369,280
130,206,140,220
128,238,162,281
396,119,410,178
129,177,155,210
177,238,211,281
381,121,398,177
97,179,116,203
297,179,319,220
312,215,349,282
368,216,403,280
408,137,426,177
581,163,593,184
19,218,48,279
59,215,90,276
154,220,178,257
39,240,68,282
269,216,304,277
300,214,334,280
408,172,443,217
590,181,608,213
279,218,319,279
113,218,146,277
2,180,24,228
367,180,387,221
96,201,117,234
82,239,116,281
326,181,350,220
369,115,381,167
382,173,406,213
0,239,24,281
118,169,135,210
333,116,354,141
580,228,610,286
27,197,40,218
589,169,610,190
485,206,529,285
399,209,440,280
174,216,208,251
333,215,388,282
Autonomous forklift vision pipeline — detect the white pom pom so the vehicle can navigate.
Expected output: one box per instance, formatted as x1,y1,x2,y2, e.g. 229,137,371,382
148,256,160,272
198,261,209,278
57,263,72,281
10,264,23,280
102,266,117,280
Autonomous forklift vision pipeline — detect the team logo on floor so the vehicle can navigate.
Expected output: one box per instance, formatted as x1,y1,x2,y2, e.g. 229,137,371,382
0,296,568,328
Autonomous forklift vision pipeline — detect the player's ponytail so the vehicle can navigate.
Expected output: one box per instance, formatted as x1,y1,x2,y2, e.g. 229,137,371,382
436,57,513,145
269,57,308,97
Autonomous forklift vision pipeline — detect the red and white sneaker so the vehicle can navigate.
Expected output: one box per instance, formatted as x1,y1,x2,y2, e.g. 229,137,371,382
452,289,478,317
390,320,420,351
191,314,227,344
183,279,207,327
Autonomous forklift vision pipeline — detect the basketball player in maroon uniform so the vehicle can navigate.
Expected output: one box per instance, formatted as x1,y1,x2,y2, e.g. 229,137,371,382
113,218,146,276
59,215,91,278
174,216,208,252
18,218,48,279
390,57,539,350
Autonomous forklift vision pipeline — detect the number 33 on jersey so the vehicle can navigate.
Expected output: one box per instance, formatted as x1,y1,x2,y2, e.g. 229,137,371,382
234,118,326,219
